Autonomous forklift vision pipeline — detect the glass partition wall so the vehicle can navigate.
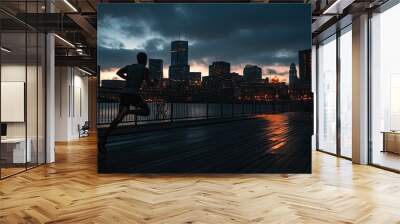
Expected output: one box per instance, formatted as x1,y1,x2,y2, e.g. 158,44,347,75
316,25,353,159
0,2,46,179
370,3,400,171
339,26,352,158
317,35,337,155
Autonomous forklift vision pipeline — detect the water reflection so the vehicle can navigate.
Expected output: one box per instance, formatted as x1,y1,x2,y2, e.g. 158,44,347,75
257,114,289,153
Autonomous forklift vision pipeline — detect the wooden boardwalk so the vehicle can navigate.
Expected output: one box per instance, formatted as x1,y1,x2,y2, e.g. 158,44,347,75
99,113,312,173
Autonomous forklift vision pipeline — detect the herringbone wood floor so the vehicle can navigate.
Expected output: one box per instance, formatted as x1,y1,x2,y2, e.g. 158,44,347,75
1,135,400,224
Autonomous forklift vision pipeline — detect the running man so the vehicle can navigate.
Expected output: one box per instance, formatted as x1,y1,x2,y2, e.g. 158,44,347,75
100,52,157,152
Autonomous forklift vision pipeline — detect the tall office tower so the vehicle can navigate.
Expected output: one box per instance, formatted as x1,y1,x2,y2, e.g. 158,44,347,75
149,59,163,81
289,62,298,89
171,40,188,66
243,65,262,83
209,61,231,76
298,49,311,81
169,40,190,80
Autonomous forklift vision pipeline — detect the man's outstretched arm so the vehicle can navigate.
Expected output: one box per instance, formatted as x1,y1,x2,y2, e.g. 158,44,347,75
116,66,128,80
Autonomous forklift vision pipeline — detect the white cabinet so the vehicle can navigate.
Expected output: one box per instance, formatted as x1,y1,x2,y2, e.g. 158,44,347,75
1,138,32,163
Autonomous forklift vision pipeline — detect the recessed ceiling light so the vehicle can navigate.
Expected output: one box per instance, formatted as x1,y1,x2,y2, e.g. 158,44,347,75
78,67,93,76
54,34,75,48
1,47,11,53
323,0,342,14
63,0,78,12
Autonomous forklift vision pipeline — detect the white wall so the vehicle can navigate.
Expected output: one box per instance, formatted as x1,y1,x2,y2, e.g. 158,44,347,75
1,64,42,137
55,66,70,141
1,64,26,138
55,67,89,141
1,63,46,164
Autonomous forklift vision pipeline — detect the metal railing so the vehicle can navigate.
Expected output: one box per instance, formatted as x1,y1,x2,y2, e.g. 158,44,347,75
97,94,312,127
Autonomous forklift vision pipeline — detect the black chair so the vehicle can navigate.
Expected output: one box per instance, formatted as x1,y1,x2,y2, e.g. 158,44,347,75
78,121,90,138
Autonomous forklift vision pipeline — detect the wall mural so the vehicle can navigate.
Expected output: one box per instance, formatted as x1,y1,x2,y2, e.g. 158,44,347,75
97,3,312,173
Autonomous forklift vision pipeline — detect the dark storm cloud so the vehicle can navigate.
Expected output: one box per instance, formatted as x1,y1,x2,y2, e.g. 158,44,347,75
143,38,168,53
98,47,138,69
98,4,311,73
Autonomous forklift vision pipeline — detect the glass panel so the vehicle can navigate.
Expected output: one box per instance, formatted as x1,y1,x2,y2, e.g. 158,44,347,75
317,35,337,154
26,0,39,169
27,30,38,169
1,30,27,178
371,3,400,171
339,27,352,158
0,1,46,178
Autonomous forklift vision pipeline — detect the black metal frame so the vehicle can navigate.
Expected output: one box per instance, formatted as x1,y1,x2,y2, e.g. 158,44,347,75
367,11,373,166
316,0,400,172
367,0,400,172
315,23,353,161
0,0,47,180
336,27,341,157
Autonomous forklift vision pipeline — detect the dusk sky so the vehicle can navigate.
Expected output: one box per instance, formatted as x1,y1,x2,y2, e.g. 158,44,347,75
98,4,311,82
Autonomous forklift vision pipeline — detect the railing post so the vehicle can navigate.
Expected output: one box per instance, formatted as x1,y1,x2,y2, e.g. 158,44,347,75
273,101,276,113
206,102,209,119
186,103,189,119
170,102,174,122
134,114,138,126
231,102,234,117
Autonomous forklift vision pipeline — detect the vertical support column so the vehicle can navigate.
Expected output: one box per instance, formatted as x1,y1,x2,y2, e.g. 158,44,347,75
352,14,369,164
336,29,341,156
46,33,55,163
45,1,55,163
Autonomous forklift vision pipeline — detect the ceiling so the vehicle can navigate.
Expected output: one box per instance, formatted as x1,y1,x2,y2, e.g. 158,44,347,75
1,0,387,73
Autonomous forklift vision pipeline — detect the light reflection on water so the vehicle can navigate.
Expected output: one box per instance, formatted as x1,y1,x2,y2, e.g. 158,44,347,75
256,114,289,153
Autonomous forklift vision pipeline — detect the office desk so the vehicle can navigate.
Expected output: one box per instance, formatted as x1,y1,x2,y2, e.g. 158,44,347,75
1,138,31,163
382,131,400,154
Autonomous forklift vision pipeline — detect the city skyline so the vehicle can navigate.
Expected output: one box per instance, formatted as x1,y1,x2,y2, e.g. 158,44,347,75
98,4,311,83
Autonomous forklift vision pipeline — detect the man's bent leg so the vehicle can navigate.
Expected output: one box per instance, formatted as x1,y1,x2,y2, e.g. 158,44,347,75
100,106,129,150
129,102,150,116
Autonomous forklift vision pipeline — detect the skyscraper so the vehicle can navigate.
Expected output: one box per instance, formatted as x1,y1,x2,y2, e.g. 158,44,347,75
169,40,190,80
298,49,311,81
149,59,163,81
171,40,188,66
243,65,262,83
289,62,298,90
209,61,230,77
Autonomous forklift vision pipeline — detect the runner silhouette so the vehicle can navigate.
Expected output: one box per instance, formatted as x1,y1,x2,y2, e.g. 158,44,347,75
100,52,157,152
